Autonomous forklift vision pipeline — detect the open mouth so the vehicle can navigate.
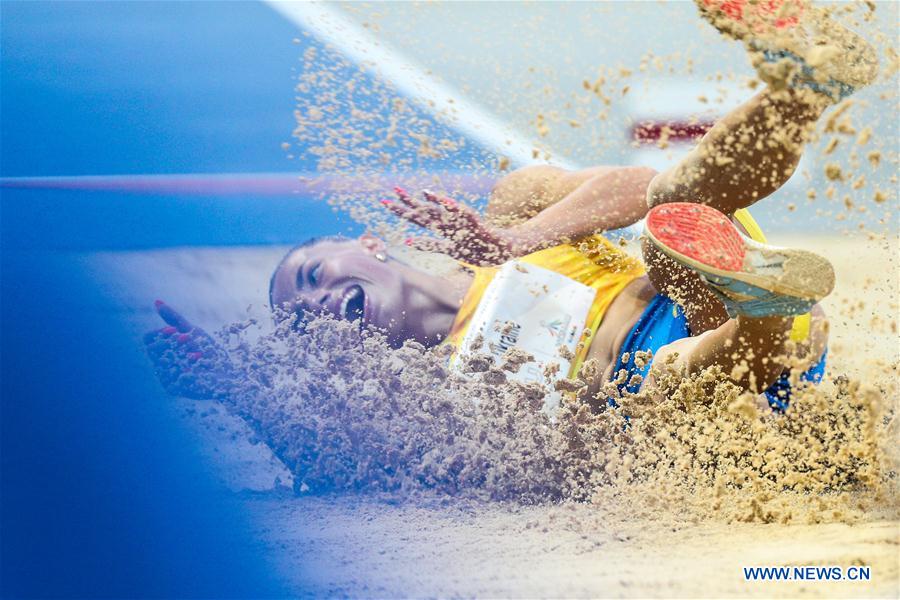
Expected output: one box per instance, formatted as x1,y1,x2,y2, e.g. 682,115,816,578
339,285,366,323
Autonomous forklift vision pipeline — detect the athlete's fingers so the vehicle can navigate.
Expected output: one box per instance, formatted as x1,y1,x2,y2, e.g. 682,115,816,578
381,200,442,230
146,330,205,358
143,326,178,349
144,337,172,361
395,188,450,225
418,206,458,233
407,195,468,231
381,199,419,223
397,188,461,226
421,194,481,234
180,332,213,356
155,300,193,333
422,193,478,235
422,190,461,213
394,186,417,208
454,202,487,228
404,236,455,255
145,333,179,354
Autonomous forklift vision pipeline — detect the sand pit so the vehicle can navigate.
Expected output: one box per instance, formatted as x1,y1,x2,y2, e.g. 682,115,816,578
248,496,898,598
95,231,898,597
4,1,896,596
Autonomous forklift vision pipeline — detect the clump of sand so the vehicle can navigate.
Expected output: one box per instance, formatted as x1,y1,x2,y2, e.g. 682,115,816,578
158,310,898,526
288,41,496,244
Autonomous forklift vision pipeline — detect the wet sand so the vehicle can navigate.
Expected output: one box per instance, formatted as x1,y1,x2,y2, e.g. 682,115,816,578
90,232,899,598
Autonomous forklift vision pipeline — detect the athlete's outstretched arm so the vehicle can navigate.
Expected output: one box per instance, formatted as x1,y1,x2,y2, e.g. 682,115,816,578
505,166,655,250
144,301,237,400
385,166,654,266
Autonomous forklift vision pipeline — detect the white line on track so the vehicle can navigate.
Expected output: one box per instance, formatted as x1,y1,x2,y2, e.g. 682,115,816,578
263,0,575,171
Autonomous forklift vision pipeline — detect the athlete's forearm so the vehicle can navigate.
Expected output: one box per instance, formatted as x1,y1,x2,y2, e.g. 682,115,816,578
506,166,655,253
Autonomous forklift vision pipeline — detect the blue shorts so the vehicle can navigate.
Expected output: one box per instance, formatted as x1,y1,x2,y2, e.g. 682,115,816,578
610,295,825,411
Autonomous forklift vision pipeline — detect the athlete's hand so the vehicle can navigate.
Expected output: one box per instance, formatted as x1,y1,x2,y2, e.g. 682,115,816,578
143,300,234,400
381,187,524,266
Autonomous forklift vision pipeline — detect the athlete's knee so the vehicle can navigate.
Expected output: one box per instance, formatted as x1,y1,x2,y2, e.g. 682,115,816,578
490,165,559,201
626,166,658,183
645,169,679,208
487,165,562,221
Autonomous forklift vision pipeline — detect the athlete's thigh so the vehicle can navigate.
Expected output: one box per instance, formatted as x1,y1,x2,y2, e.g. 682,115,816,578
485,165,568,226
641,238,729,334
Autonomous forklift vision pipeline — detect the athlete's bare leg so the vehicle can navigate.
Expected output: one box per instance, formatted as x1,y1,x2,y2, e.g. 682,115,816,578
646,87,827,214
635,51,855,392
643,0,876,347
641,86,828,334
639,88,833,392
648,306,828,395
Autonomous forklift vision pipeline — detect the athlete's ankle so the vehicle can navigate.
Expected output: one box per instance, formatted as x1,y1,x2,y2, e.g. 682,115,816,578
699,0,878,104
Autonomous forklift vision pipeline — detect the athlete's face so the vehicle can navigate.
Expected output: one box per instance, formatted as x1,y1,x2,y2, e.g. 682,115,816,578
269,238,418,343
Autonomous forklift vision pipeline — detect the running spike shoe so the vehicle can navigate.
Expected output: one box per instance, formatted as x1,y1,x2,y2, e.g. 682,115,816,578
645,202,835,318
697,0,878,102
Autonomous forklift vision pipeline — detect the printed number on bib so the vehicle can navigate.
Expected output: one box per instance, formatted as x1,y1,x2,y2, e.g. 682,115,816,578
452,260,596,413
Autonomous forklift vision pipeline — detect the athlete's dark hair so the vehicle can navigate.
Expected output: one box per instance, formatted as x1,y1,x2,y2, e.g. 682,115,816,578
268,235,350,311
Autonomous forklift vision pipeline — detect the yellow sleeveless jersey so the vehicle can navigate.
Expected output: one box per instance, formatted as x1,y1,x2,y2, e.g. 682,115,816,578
444,235,646,378
444,208,810,379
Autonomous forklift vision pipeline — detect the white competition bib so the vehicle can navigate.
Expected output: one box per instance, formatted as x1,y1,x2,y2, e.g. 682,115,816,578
451,260,596,412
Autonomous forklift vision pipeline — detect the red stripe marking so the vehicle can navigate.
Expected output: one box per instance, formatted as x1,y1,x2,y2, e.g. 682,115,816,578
0,172,498,197
631,121,715,144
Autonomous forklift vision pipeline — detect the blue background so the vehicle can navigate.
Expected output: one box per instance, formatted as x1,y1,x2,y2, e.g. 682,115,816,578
1,0,350,251
2,3,309,595
0,1,493,595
